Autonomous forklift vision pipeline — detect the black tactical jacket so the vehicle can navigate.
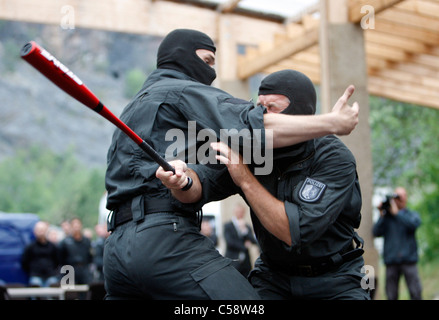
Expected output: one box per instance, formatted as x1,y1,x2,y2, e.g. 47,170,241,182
193,135,363,264
105,69,265,211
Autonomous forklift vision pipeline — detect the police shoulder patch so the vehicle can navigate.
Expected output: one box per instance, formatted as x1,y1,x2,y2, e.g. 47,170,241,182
298,177,326,202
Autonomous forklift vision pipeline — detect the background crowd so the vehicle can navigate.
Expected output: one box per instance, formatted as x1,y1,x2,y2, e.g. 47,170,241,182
20,217,109,292
13,184,423,301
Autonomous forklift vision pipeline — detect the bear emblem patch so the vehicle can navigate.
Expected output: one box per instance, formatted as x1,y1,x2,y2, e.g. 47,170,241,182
299,177,326,202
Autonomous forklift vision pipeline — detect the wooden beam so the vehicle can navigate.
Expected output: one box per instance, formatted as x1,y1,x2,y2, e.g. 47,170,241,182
264,62,321,84
0,0,216,36
371,68,439,89
367,56,392,70
411,52,439,69
294,51,320,65
257,46,321,84
370,75,439,99
373,19,439,45
378,7,439,32
237,27,319,79
366,42,411,63
393,61,439,78
396,0,439,19
0,0,286,45
368,76,439,110
157,0,286,23
218,0,241,13
365,30,429,54
271,55,320,73
348,0,403,23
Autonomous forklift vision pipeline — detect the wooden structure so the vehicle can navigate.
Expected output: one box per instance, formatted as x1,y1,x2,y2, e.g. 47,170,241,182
238,0,439,110
2,0,438,296
2,0,438,109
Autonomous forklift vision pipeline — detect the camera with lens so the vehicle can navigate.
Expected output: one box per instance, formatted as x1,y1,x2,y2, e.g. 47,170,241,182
381,193,400,215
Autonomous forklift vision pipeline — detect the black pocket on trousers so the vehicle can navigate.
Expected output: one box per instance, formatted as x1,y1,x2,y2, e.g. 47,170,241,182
135,214,178,233
190,257,260,300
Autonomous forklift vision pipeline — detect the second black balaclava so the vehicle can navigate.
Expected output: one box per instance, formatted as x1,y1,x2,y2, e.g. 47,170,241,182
156,29,217,85
258,69,316,116
258,70,317,163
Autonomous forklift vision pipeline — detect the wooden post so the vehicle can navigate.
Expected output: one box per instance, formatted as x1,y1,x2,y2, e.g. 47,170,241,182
215,11,251,220
215,12,250,99
215,11,260,264
320,0,379,297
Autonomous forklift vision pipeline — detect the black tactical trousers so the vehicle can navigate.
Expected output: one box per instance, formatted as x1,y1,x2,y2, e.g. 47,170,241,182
249,256,371,300
103,212,260,300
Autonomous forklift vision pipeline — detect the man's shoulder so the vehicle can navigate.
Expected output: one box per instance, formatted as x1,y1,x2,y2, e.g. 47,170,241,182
402,208,421,217
60,236,75,246
147,69,223,91
315,135,354,159
145,76,228,104
316,134,343,147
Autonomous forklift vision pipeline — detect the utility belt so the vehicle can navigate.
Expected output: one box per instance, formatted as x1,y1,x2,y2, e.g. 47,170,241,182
263,233,364,277
107,195,199,232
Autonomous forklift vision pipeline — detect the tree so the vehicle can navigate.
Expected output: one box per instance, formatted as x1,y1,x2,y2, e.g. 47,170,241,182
369,96,439,261
0,145,105,228
124,68,145,98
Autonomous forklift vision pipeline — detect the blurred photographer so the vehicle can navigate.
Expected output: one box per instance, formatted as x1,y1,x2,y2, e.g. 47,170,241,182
373,187,422,300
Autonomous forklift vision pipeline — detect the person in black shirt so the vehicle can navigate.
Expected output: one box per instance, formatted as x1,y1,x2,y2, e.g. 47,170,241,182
105,29,360,300
224,204,257,277
59,217,93,286
158,70,369,300
91,223,109,282
21,221,59,287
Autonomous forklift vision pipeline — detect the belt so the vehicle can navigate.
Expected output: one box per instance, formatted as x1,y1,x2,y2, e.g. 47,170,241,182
285,248,364,277
111,198,175,229
263,236,364,277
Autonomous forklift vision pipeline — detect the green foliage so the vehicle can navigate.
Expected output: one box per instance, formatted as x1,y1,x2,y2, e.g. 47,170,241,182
369,96,439,262
413,188,439,262
378,256,439,299
0,145,105,228
124,68,145,98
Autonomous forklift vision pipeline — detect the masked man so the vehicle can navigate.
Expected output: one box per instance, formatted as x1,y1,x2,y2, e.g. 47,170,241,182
105,28,359,300
157,70,369,300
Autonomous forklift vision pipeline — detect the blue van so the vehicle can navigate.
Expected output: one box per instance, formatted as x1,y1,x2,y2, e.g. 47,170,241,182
0,212,39,285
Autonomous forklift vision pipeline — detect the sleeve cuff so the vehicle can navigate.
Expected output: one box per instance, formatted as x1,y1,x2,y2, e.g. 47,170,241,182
283,201,301,253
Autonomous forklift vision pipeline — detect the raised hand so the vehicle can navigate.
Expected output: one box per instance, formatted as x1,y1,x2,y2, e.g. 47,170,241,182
330,85,360,135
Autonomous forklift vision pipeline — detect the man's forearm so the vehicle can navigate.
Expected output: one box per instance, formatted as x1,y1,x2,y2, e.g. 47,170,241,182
211,141,292,245
264,113,337,148
264,84,359,148
239,174,292,246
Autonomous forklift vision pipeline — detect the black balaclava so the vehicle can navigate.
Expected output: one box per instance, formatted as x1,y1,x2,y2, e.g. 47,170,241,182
258,69,316,116
156,29,217,85
258,70,317,163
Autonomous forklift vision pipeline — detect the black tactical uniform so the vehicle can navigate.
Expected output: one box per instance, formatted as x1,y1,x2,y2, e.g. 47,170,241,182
250,135,368,299
103,29,262,299
192,70,370,300
195,135,369,299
